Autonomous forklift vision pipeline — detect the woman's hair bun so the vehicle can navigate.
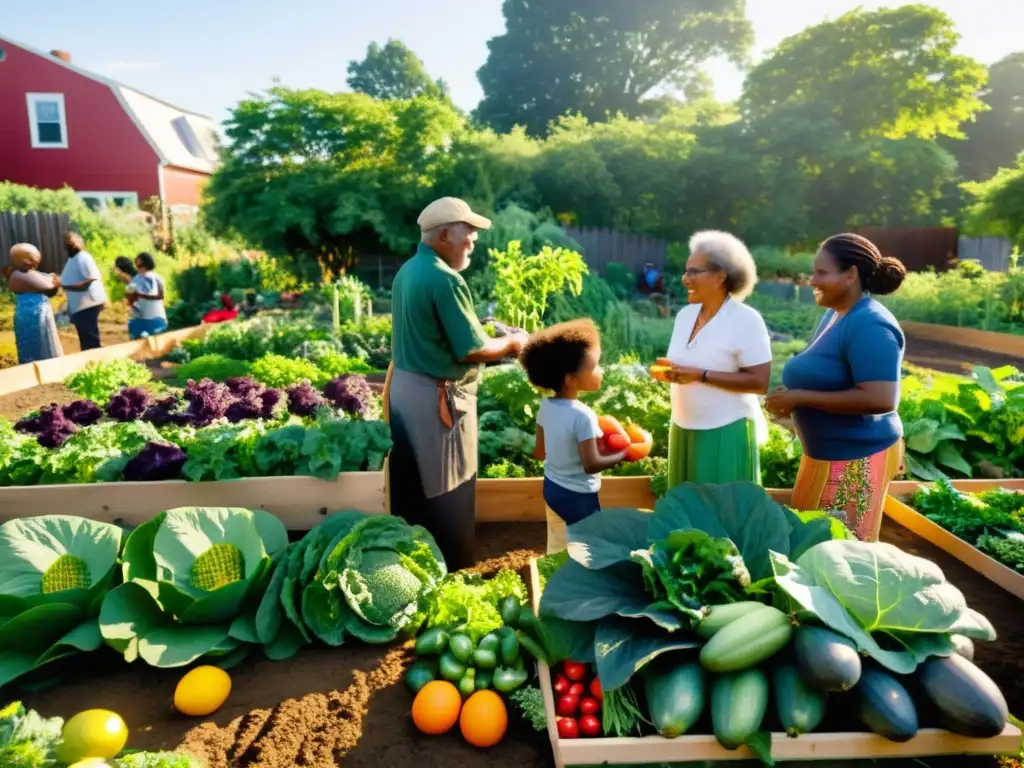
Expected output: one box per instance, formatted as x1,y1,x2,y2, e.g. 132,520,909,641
867,256,907,295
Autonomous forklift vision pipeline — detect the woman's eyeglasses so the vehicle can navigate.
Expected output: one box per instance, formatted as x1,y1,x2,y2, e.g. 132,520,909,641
683,267,715,277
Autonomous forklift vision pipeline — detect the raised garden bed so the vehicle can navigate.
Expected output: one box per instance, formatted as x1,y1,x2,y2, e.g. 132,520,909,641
884,479,1024,601
527,552,1022,767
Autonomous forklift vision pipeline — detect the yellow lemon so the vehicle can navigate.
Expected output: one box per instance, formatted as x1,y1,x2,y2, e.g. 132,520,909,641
56,709,128,763
174,665,232,716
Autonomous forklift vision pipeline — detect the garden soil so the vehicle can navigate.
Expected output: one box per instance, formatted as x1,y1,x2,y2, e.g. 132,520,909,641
19,520,1024,768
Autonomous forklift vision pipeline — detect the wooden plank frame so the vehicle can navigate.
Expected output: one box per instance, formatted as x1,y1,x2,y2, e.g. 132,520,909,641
884,479,1024,601
527,559,1021,767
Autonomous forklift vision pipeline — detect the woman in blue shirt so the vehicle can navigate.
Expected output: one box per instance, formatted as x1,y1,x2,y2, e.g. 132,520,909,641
765,233,907,541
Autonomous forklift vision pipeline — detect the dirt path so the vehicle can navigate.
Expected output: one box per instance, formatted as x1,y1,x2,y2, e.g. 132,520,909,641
19,520,1022,768
903,329,1024,374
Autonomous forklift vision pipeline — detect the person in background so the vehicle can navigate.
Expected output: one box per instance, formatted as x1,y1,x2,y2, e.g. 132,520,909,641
765,233,907,542
125,252,167,339
651,230,772,488
639,261,664,295
387,197,528,571
5,243,64,364
59,231,108,351
201,293,240,324
113,256,141,317
521,318,628,554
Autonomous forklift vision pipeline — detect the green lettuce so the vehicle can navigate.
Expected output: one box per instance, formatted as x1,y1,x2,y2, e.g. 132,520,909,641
770,539,997,674
539,481,839,690
0,516,122,690
0,701,63,767
99,507,288,668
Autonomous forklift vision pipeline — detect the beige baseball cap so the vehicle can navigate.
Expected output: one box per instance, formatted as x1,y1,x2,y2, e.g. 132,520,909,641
417,197,492,232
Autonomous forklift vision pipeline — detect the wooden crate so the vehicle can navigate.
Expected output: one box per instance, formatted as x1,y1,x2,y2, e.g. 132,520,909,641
527,558,1021,766
0,472,386,530
884,479,1024,601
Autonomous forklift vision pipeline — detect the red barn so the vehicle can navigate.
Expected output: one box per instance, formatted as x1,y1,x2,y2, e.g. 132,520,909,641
0,36,219,215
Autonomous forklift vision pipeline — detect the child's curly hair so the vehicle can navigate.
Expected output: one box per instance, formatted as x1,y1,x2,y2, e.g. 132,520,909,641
520,318,601,392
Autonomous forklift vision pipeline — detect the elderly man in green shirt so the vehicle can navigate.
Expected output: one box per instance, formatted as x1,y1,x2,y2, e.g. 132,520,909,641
388,197,528,570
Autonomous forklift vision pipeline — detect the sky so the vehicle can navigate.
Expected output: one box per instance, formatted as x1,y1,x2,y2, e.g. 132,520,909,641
3,0,1021,126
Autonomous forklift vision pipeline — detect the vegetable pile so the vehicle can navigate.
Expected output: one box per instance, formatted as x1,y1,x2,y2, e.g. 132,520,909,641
534,481,1009,763
550,661,603,739
0,509,446,689
597,415,652,462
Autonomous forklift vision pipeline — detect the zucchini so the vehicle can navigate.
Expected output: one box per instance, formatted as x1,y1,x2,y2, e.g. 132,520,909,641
472,648,498,670
793,625,862,692
644,660,705,738
414,627,449,656
915,654,1007,738
500,630,520,665
449,633,474,663
499,596,522,627
404,659,437,693
438,651,467,681
773,662,827,736
854,667,918,742
711,668,769,750
951,634,975,662
697,602,770,640
700,606,792,673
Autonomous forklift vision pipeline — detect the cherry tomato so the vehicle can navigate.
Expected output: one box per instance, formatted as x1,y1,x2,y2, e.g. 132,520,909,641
556,694,580,717
563,661,587,682
605,433,630,451
590,677,603,701
557,717,579,739
579,697,600,716
569,683,585,697
579,714,601,737
553,674,570,695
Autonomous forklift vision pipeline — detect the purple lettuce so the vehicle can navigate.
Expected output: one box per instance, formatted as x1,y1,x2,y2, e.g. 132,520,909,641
183,378,233,427
225,376,262,397
286,381,325,417
62,399,104,426
259,387,283,419
122,441,187,481
143,394,192,427
16,404,78,448
323,375,374,418
106,387,153,422
225,390,264,423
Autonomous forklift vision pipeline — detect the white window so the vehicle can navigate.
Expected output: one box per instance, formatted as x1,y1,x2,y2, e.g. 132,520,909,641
76,192,139,211
26,93,68,149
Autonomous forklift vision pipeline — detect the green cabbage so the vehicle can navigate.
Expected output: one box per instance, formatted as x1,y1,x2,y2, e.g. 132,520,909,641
0,516,122,690
99,507,288,668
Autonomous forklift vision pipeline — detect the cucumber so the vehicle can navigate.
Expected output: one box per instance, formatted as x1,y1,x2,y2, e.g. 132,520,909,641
793,625,862,692
404,659,437,693
697,602,770,640
500,630,520,665
644,661,705,738
414,627,449,656
449,633,474,663
711,668,769,750
700,606,792,673
951,634,975,662
854,667,918,742
915,654,1007,738
476,668,494,690
773,662,827,736
477,633,501,653
499,596,522,627
438,651,467,681
472,648,498,670
458,669,476,699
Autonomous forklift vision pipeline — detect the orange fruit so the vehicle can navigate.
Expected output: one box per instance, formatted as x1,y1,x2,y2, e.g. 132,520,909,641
459,690,508,748
412,680,462,735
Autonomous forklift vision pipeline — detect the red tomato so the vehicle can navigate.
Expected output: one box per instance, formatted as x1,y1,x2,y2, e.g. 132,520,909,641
569,683,585,697
556,694,580,717
563,661,587,681
605,433,630,451
557,717,579,739
552,674,570,695
579,697,600,715
579,714,601,737
590,678,603,701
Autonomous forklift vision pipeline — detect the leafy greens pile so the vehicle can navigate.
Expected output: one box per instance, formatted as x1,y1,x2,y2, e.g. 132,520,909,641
538,482,841,691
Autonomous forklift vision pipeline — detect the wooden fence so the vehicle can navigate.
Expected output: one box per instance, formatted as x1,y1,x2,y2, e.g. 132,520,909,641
564,226,669,275
853,227,959,273
0,211,71,273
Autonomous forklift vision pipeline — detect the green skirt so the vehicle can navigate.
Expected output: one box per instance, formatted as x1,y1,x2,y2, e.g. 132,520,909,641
667,418,760,489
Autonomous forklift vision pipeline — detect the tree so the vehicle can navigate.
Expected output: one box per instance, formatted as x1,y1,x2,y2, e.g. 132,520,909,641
948,53,1024,181
346,39,449,101
474,0,752,136
962,158,1024,247
202,86,466,275
741,5,987,140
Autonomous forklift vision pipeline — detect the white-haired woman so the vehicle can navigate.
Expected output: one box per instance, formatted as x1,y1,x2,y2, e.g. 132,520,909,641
652,231,772,488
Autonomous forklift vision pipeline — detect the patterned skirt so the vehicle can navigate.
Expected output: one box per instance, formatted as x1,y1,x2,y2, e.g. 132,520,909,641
789,440,904,541
14,293,64,364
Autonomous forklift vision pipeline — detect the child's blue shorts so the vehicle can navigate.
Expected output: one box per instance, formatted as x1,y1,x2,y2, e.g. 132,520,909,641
543,477,601,525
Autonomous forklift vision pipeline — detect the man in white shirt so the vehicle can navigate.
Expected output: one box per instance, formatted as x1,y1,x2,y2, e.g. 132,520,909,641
59,232,109,350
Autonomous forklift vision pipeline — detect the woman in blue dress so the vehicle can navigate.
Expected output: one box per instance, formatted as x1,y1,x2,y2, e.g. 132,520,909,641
6,243,64,364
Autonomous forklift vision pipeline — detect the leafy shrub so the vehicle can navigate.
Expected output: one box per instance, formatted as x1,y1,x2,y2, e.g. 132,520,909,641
65,359,152,402
173,354,252,384
250,354,326,388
